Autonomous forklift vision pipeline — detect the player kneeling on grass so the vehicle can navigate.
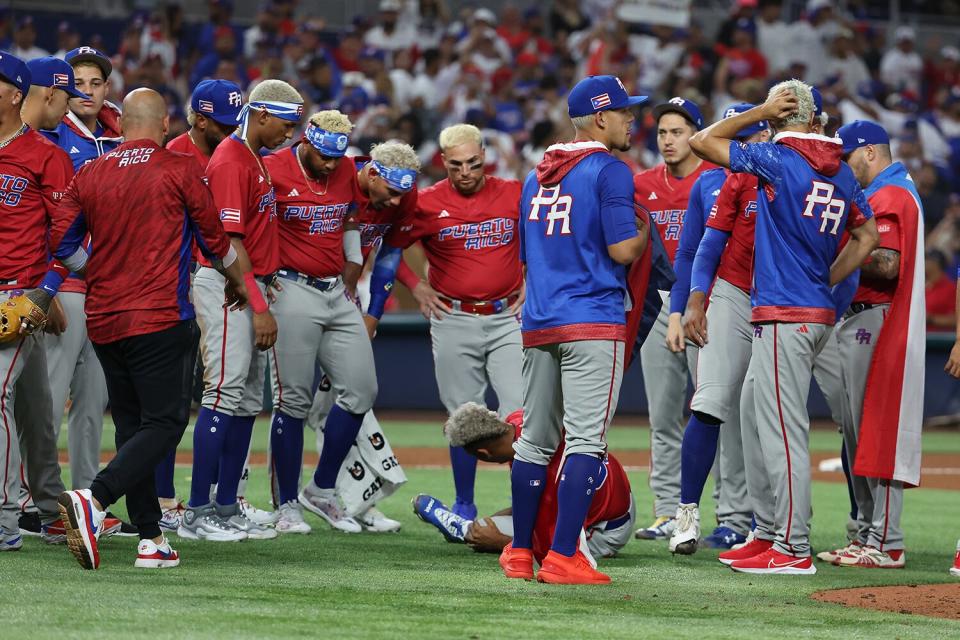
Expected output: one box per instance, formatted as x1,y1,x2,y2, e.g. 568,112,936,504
413,403,635,565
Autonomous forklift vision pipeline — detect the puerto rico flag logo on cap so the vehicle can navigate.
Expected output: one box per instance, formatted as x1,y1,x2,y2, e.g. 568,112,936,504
198,99,215,113
54,73,69,86
591,93,611,110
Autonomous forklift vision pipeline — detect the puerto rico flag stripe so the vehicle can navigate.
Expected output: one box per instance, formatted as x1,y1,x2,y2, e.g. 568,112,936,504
219,208,241,223
198,99,215,113
591,93,611,109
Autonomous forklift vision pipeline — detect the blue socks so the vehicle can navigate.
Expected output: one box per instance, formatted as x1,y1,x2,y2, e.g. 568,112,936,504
155,449,177,499
551,454,604,557
215,415,255,506
188,407,231,508
449,445,477,506
270,411,305,504
680,413,721,505
510,459,547,549
313,404,364,489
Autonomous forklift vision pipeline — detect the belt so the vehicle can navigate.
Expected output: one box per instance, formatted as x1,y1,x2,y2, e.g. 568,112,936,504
276,268,340,292
849,302,876,314
603,511,633,531
439,294,519,315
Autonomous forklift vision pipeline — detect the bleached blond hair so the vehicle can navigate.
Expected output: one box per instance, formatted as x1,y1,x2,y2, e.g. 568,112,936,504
249,79,303,105
768,79,814,128
439,123,483,151
444,402,511,448
309,110,353,134
370,140,421,170
570,114,594,130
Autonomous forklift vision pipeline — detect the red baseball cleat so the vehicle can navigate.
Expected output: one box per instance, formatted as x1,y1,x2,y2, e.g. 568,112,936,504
536,550,611,585
718,537,772,566
499,543,534,580
729,548,816,575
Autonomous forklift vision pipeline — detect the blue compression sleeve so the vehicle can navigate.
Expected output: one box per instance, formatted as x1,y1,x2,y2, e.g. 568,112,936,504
690,227,730,295
670,182,705,313
367,244,402,320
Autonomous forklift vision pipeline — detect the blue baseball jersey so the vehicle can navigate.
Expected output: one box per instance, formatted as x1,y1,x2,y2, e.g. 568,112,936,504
520,145,638,346
669,167,727,313
729,132,873,324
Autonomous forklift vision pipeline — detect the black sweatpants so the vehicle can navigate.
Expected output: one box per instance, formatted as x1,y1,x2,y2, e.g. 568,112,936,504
90,320,200,539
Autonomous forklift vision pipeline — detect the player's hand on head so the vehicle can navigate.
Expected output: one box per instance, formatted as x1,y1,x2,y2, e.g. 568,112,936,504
945,341,960,378
665,312,685,352
762,88,799,121
253,310,278,351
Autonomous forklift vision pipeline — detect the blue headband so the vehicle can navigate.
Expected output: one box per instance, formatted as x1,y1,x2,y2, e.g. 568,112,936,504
236,99,303,139
372,159,417,192
305,124,349,157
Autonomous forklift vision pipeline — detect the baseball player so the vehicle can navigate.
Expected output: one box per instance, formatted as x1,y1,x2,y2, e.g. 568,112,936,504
945,259,960,578
179,79,302,542
665,104,771,555
49,88,248,569
633,97,715,540
502,75,648,585
815,121,925,569
397,123,523,521
413,403,635,563
0,52,72,552
155,78,242,531
689,80,878,574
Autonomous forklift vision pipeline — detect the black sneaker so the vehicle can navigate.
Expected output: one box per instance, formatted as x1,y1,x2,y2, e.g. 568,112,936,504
105,512,139,537
18,511,41,536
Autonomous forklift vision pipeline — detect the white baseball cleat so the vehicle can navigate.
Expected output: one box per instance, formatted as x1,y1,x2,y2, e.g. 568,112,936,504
357,506,402,533
239,496,279,526
816,541,862,564
276,501,312,535
134,536,180,569
217,502,277,540
835,545,905,569
669,503,700,555
299,483,362,533
177,504,247,542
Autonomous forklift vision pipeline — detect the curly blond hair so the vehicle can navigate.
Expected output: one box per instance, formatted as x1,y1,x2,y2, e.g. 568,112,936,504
370,140,421,171
444,402,511,448
309,110,354,134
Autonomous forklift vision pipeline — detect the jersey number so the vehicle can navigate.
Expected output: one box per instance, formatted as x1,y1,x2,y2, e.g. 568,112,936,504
528,186,572,236
801,181,845,235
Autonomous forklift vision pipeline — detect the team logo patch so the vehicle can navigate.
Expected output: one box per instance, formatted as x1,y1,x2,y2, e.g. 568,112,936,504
368,433,385,450
78,46,98,55
336,135,347,150
198,99,214,113
856,328,872,344
400,173,413,189
219,208,241,223
348,461,365,481
295,105,304,117
53,73,69,86
669,97,686,106
591,93,611,109
228,91,242,107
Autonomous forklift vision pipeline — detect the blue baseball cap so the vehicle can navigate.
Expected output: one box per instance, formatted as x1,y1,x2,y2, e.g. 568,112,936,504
837,120,890,154
26,57,89,99
567,75,648,118
722,102,768,139
0,50,30,95
653,96,704,130
191,79,244,126
811,86,824,116
65,46,113,80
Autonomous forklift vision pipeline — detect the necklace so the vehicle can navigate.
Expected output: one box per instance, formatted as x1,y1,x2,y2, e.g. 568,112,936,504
242,136,271,187
296,145,329,196
0,123,28,151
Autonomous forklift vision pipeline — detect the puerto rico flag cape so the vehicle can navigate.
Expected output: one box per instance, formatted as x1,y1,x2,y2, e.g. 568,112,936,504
853,162,925,487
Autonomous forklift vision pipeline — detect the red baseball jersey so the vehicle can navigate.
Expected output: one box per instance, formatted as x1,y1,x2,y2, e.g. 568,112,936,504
505,410,632,565
634,161,716,263
706,171,758,293
265,146,358,278
50,139,232,343
410,176,523,301
0,128,73,291
166,131,210,170
201,134,278,275
853,187,902,304
354,161,418,258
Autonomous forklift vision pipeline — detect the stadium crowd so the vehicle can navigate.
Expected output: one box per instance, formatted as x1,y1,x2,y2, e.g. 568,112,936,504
4,0,960,325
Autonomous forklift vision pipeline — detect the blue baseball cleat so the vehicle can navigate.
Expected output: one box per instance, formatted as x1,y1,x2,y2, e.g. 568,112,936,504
412,494,470,543
451,499,478,521
701,525,747,549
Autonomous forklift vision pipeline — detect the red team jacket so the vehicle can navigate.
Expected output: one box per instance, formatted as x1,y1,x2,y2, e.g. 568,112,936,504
0,129,74,291
707,171,759,293
411,176,523,301
504,410,632,564
166,131,212,170
50,139,232,343
634,161,717,263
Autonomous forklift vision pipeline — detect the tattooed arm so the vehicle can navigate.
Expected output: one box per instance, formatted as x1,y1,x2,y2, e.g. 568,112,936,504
860,248,900,280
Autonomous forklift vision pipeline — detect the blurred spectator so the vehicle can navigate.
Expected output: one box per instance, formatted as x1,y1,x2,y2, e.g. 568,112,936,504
195,0,243,58
54,22,81,59
928,194,960,258
716,0,758,49
364,0,417,58
713,19,767,97
413,0,452,49
924,46,960,108
11,16,49,60
550,0,589,37
826,28,870,96
299,54,339,107
630,26,684,96
756,0,789,76
926,249,958,331
243,3,281,59
916,161,951,228
191,26,247,90
880,26,923,94
786,0,838,84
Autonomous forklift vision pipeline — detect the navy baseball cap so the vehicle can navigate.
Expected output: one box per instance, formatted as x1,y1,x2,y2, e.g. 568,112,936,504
0,50,30,94
567,75,648,118
653,96,704,130
812,86,824,116
722,102,768,139
26,57,89,99
837,120,890,154
65,46,113,80
191,79,244,126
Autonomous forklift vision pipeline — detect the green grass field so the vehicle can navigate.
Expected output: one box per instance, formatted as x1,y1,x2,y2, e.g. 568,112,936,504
13,417,960,639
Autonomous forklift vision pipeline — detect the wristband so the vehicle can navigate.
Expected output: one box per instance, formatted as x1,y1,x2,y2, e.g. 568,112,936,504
222,245,238,269
39,262,69,297
244,272,268,314
343,229,362,265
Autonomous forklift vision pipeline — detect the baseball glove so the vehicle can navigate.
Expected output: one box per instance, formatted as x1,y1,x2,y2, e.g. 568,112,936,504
0,291,48,343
